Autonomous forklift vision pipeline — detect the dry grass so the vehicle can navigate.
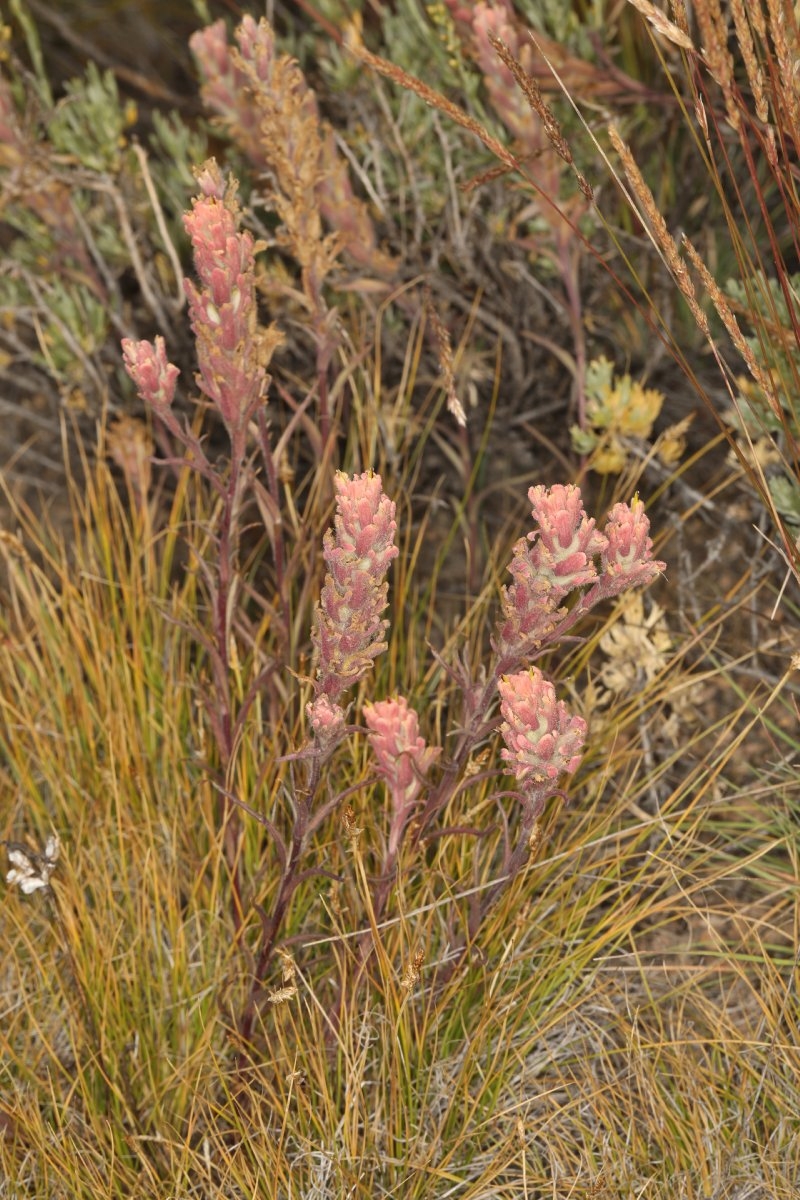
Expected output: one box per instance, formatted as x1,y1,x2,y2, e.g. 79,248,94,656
1,419,797,1197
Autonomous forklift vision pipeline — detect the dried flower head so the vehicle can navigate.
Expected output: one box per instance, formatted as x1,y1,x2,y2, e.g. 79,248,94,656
400,949,425,991
106,415,153,507
426,292,467,426
5,833,60,895
190,17,393,277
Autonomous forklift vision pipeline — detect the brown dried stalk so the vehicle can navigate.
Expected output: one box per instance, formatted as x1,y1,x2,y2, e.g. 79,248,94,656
681,237,780,411
694,0,739,129
487,31,593,202
608,123,710,337
425,289,466,427
765,0,800,139
346,39,520,177
627,0,694,50
731,0,769,124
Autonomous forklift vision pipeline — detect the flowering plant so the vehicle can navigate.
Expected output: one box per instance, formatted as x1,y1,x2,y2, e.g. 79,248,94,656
118,121,665,1055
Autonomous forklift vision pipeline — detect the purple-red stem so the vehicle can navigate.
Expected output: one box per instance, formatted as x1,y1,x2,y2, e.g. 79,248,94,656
236,753,323,1055
256,411,290,646
211,447,245,926
413,582,609,841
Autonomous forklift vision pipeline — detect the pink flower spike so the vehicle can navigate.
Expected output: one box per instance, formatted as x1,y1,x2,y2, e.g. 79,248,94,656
313,472,399,703
499,668,586,796
364,697,440,810
494,483,608,659
527,484,608,592
364,696,439,858
598,496,666,598
328,472,398,574
121,336,179,415
182,160,278,442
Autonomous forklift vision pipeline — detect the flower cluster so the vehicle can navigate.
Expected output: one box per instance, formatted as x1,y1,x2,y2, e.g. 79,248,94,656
121,335,179,418
182,160,282,446
307,472,398,743
364,697,440,856
498,669,586,804
494,483,607,658
305,692,346,750
595,496,665,598
123,162,282,450
494,483,665,661
526,483,608,594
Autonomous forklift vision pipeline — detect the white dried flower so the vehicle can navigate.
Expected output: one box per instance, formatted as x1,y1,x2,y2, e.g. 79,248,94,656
5,832,60,895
